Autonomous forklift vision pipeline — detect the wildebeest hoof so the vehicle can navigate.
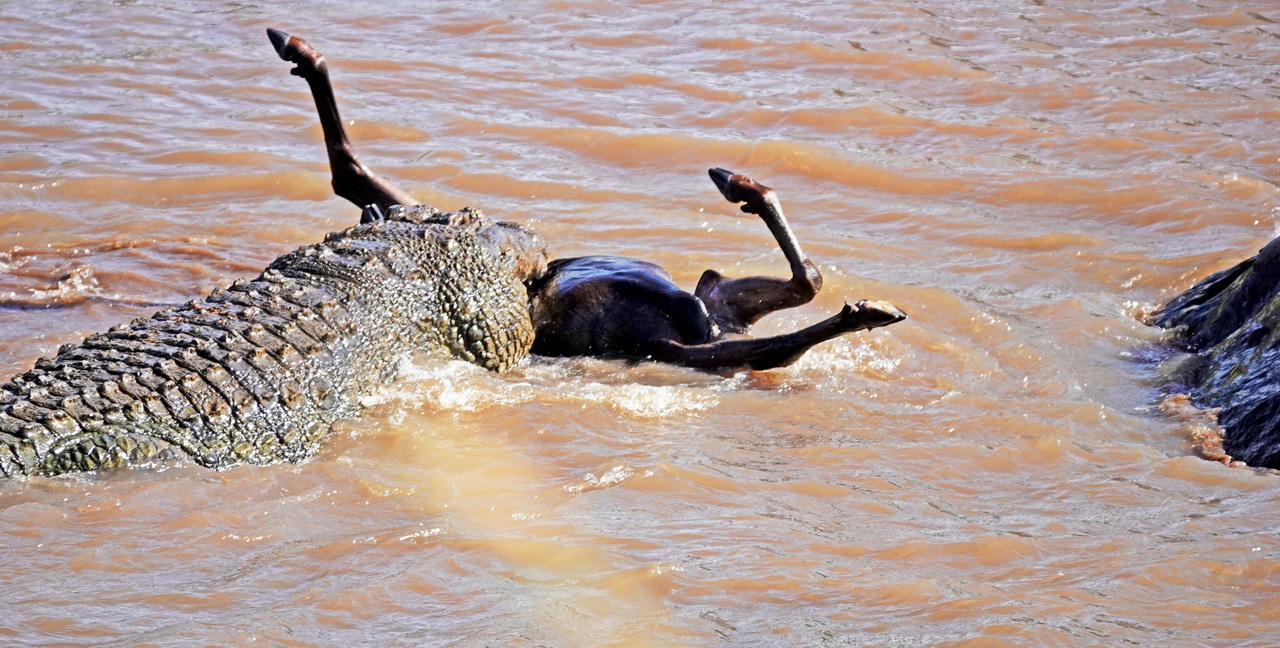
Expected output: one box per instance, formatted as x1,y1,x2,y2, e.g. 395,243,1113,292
360,203,386,223
842,299,907,330
267,28,323,77
708,167,774,215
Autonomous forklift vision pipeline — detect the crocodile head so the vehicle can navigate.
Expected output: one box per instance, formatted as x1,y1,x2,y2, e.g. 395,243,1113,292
479,220,549,284
380,204,549,283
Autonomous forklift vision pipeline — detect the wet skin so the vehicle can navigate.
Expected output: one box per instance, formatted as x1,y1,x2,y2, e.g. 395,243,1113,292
268,28,906,371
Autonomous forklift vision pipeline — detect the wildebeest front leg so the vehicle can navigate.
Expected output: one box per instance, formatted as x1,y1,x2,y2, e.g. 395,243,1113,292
696,169,825,333
267,29,417,213
644,300,906,371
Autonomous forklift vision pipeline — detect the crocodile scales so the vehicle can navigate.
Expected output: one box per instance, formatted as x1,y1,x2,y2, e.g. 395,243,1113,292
0,206,548,477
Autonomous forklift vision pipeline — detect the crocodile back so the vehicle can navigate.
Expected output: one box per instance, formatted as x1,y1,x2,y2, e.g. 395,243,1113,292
0,213,541,477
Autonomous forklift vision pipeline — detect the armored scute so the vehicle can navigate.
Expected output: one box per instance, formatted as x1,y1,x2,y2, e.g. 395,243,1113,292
0,207,547,477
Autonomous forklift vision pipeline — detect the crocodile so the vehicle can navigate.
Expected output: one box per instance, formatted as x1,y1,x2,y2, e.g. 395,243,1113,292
0,206,547,477
0,30,906,477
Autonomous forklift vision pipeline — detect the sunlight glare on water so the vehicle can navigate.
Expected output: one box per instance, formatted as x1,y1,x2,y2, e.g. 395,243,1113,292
2,1,1280,646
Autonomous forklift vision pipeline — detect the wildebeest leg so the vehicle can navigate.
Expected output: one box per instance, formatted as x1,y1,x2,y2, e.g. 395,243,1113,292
696,168,825,333
267,29,417,214
644,300,906,371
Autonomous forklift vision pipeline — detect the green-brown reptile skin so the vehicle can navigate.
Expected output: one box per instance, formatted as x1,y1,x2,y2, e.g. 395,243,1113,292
0,206,547,477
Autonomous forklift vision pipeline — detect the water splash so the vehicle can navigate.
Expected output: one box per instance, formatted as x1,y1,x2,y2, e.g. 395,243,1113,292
565,463,637,494
360,356,721,419
1,265,104,307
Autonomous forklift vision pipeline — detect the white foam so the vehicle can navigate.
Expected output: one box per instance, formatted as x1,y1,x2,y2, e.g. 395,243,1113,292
360,356,722,419
565,463,636,494
15,265,104,305
791,338,902,375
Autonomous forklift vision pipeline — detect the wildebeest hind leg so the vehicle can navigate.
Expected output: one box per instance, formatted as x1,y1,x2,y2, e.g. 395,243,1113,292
267,28,417,214
645,300,906,371
695,168,825,333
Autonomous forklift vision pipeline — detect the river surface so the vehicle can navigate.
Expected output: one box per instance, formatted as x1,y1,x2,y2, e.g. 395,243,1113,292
3,1,1280,646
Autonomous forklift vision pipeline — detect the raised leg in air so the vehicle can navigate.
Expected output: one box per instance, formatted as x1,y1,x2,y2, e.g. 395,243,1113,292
267,28,417,214
644,300,906,371
696,168,825,333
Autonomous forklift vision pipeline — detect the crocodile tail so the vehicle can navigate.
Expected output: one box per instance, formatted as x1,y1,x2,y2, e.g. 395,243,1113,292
0,269,365,477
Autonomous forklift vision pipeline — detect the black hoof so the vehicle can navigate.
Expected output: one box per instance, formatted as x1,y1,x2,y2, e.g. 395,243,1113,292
267,28,292,60
360,204,385,223
708,168,737,201
850,299,907,329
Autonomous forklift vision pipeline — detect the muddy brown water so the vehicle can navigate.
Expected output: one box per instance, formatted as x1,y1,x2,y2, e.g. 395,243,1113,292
2,2,1280,646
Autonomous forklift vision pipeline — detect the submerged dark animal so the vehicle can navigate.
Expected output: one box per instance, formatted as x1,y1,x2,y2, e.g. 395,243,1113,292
528,169,906,369
1154,236,1280,470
